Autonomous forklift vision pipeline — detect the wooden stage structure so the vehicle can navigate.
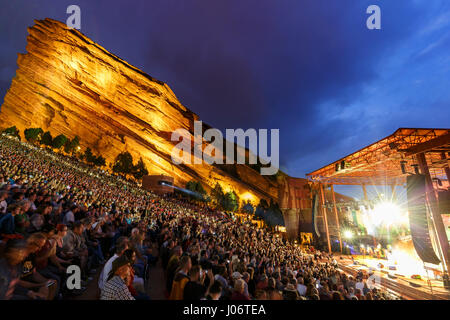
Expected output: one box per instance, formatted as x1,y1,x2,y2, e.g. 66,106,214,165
306,128,450,277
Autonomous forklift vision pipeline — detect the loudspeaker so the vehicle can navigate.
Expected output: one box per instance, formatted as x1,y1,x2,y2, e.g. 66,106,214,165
312,193,320,238
400,161,407,174
443,274,450,290
438,190,450,214
406,174,441,265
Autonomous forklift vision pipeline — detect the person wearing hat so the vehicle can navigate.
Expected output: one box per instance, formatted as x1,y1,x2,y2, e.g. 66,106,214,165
283,283,299,300
100,255,135,300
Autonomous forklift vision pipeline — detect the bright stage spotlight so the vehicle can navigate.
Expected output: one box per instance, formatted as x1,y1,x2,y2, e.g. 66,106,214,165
343,230,353,239
370,201,407,227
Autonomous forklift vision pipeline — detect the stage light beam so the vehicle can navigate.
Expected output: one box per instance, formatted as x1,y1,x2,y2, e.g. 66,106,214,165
371,201,407,227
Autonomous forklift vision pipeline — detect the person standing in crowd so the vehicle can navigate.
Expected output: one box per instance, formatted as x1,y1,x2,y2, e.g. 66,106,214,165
183,265,214,300
169,255,191,300
166,245,182,293
231,279,250,300
205,281,222,300
355,277,365,294
296,276,307,297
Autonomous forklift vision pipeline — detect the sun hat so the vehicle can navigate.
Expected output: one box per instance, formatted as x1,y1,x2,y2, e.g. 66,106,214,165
107,255,131,281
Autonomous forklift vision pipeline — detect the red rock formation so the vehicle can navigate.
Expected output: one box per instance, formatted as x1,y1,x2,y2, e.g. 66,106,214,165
278,178,355,240
278,177,312,239
0,18,278,202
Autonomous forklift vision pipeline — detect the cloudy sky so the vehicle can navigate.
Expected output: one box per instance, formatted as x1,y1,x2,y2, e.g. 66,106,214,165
0,0,449,197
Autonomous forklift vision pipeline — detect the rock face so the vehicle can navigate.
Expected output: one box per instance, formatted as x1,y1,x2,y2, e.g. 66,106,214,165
278,177,312,239
278,178,354,240
0,18,279,201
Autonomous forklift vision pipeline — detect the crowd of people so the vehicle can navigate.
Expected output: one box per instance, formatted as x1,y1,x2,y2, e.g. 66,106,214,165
0,134,396,300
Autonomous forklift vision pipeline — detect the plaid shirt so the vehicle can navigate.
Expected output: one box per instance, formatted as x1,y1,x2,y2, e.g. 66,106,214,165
100,275,135,300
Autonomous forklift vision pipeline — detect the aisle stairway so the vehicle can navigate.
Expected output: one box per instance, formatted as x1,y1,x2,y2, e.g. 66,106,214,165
146,244,166,300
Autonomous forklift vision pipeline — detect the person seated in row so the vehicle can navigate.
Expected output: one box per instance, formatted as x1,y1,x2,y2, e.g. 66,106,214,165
100,255,135,300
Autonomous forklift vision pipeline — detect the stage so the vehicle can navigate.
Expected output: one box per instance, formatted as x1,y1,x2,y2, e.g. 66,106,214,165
337,254,450,300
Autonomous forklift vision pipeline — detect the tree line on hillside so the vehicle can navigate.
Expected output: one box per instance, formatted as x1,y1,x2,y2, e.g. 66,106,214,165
1,126,148,180
3,126,84,154
184,180,285,227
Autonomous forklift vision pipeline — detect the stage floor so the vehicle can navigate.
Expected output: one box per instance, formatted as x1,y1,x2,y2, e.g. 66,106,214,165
337,255,450,300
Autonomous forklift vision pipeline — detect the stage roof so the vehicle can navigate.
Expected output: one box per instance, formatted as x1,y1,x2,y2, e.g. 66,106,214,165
306,128,450,185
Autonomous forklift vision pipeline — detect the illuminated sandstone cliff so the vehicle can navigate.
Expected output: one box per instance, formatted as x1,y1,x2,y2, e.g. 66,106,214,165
0,18,279,202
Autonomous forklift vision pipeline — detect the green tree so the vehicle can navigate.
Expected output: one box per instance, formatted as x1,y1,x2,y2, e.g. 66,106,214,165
132,157,149,180
186,181,207,200
196,182,207,197
264,201,284,227
223,191,239,212
2,126,21,140
255,198,269,219
64,135,80,154
52,134,68,149
186,181,197,199
93,155,106,167
83,147,96,163
186,181,195,190
24,128,44,144
259,199,269,210
112,151,134,174
41,131,53,146
210,183,225,208
242,200,254,214
82,147,106,167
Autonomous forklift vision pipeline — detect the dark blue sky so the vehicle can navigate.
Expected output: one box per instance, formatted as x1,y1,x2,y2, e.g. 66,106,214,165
1,0,449,197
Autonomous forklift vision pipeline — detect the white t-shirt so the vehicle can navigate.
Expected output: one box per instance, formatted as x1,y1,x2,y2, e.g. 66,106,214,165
297,284,307,296
63,211,75,225
28,200,37,212
98,254,119,291
355,281,364,292
0,200,7,214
